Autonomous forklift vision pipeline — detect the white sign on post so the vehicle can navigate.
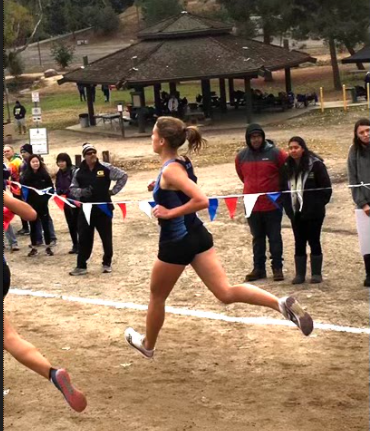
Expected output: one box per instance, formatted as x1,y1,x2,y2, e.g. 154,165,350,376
32,91,40,103
32,107,42,116
29,128,48,155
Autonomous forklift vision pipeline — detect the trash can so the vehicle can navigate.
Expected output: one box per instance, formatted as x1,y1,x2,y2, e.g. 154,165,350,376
79,113,89,128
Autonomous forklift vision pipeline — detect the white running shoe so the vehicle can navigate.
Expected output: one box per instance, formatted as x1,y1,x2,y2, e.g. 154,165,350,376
279,296,314,336
124,327,154,359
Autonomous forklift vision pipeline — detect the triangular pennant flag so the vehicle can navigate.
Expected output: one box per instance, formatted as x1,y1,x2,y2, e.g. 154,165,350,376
208,198,219,221
97,203,113,218
54,195,66,211
21,186,29,201
224,197,238,219
139,201,153,218
148,201,156,208
117,203,127,219
243,194,261,218
267,192,282,210
82,203,93,225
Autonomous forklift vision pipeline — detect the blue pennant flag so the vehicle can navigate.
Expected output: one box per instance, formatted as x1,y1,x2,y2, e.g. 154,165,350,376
267,192,282,210
148,201,156,208
208,198,219,221
21,186,29,201
97,203,113,218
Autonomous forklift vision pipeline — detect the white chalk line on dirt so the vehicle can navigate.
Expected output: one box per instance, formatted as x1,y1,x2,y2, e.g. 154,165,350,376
9,288,370,335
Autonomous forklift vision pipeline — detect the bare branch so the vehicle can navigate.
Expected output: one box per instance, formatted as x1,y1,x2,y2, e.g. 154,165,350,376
14,0,43,55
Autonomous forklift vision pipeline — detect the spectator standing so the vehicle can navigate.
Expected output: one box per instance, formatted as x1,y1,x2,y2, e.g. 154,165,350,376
281,137,332,284
69,143,128,276
77,83,86,102
13,101,27,134
21,155,54,257
101,85,110,102
235,123,287,282
55,153,79,254
348,118,370,287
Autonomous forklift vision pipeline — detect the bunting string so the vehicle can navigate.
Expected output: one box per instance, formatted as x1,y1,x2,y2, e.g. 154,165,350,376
7,180,370,225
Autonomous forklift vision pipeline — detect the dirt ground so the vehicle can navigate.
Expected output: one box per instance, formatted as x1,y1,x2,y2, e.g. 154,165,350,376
3,108,369,430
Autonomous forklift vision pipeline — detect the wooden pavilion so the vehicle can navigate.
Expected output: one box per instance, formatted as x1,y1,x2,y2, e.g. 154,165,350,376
59,12,316,131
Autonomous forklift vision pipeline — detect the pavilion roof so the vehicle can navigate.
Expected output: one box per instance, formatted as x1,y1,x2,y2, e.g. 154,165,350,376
59,13,316,88
342,45,370,63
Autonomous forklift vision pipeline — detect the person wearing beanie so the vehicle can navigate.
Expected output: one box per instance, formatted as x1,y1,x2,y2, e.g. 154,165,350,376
69,143,128,276
235,123,287,282
348,118,370,287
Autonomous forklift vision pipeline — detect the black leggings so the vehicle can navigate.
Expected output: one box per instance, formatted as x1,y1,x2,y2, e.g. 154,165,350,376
292,215,324,256
30,205,51,246
3,261,11,298
64,206,79,247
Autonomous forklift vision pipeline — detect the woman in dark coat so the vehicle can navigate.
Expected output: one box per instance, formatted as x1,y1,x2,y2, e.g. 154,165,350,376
55,153,79,254
282,137,332,284
21,155,54,257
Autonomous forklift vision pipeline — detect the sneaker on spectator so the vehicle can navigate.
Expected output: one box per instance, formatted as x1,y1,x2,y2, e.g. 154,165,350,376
124,327,154,359
50,240,57,247
27,248,38,257
17,228,29,235
278,296,314,336
102,265,112,274
50,368,87,413
11,244,20,252
68,245,79,255
45,247,54,256
69,267,87,276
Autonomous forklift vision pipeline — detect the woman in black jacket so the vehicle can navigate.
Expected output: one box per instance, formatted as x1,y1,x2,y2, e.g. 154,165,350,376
21,155,54,257
55,153,79,254
282,137,332,284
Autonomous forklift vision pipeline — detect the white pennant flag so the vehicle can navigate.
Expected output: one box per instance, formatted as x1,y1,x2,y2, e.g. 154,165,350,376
139,201,153,219
82,203,93,225
243,194,262,218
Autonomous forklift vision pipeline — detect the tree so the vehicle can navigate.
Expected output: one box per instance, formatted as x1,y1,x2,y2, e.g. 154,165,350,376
51,42,75,69
288,0,370,89
139,0,182,25
90,6,121,34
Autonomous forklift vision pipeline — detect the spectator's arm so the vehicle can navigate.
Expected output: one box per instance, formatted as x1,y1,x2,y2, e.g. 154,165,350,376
69,168,92,199
102,162,128,195
348,147,368,208
235,156,244,183
315,162,332,205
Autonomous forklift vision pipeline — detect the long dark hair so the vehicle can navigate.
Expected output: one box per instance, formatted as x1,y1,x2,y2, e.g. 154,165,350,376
23,154,50,181
156,116,207,154
285,136,323,178
353,118,370,156
56,152,73,168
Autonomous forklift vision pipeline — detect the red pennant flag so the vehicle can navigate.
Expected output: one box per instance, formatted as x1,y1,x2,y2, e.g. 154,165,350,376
73,200,82,208
224,197,238,219
54,195,66,211
117,203,127,219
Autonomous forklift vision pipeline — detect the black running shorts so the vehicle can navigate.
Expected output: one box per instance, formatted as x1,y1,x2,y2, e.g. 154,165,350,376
158,224,214,265
3,261,11,298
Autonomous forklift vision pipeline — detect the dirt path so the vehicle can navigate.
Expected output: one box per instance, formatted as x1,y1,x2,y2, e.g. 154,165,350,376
4,113,369,430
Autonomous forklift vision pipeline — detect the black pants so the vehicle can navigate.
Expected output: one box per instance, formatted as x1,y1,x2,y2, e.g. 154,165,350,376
30,205,51,246
13,193,29,230
77,209,113,269
247,209,283,269
64,206,79,247
291,214,324,256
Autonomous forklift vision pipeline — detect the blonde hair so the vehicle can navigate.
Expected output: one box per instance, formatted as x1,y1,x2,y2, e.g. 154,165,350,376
156,116,206,154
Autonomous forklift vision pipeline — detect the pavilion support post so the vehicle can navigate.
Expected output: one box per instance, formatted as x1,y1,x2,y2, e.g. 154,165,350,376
154,84,162,116
244,78,253,124
219,78,227,113
201,79,212,118
86,85,96,126
285,68,292,94
169,82,177,96
228,78,235,106
137,87,146,133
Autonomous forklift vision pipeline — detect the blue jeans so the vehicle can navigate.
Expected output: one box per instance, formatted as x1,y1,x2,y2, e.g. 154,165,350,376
247,209,283,269
35,215,57,243
5,224,18,247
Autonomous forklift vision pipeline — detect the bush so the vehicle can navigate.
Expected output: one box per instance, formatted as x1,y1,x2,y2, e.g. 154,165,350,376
7,52,25,77
51,42,75,69
91,6,120,35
